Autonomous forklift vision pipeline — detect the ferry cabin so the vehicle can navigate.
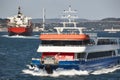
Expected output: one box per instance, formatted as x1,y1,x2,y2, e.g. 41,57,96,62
39,33,119,60
32,33,120,73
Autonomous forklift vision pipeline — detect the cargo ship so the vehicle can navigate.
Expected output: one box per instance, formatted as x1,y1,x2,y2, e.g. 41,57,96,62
7,6,32,36
30,5,120,74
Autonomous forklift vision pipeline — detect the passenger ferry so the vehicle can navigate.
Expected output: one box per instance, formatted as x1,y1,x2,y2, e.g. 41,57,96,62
30,6,120,74
104,27,120,33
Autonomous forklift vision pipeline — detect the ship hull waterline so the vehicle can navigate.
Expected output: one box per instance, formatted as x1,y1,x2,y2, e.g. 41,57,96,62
8,27,33,36
31,55,120,74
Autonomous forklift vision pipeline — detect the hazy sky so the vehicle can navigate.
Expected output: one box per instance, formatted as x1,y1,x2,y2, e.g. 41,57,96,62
0,0,120,20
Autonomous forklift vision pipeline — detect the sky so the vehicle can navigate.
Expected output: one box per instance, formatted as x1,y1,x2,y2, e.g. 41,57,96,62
0,0,120,20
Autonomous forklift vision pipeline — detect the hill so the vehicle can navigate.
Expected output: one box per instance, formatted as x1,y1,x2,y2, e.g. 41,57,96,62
31,18,90,23
101,18,120,21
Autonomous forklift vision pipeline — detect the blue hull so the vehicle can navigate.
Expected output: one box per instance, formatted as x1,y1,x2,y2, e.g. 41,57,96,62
31,56,120,73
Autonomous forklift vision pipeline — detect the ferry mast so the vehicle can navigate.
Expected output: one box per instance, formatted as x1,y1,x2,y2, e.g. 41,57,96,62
42,8,45,31
61,5,78,27
55,5,84,34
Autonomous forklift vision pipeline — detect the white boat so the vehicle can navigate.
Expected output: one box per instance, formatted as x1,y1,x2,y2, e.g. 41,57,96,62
104,27,120,33
30,5,120,74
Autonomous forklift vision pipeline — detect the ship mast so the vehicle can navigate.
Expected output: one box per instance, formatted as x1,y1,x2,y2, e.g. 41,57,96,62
62,5,78,27
42,8,45,31
18,6,22,15
55,5,84,34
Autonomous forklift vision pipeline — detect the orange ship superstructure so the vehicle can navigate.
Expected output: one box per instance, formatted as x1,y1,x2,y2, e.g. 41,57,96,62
7,6,32,36
40,34,89,40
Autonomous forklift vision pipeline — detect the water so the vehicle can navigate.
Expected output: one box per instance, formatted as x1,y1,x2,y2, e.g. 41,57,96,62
0,32,120,80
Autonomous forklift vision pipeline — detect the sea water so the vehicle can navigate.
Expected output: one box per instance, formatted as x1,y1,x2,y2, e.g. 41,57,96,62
0,32,120,80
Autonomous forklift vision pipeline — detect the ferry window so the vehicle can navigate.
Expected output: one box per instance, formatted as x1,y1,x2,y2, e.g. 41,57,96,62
117,49,120,54
89,39,95,45
97,39,117,45
112,51,116,56
87,51,113,59
41,40,90,46
77,53,86,59
62,29,80,34
109,39,117,44
119,39,120,44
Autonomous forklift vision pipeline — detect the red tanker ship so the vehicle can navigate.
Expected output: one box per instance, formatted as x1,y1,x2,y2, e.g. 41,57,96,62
7,6,32,36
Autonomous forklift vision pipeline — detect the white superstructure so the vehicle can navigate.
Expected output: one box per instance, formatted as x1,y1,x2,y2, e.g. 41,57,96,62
7,6,31,27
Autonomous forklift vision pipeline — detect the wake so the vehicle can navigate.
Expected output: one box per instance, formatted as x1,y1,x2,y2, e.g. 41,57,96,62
1,35,39,39
22,68,89,77
22,65,120,77
91,65,120,75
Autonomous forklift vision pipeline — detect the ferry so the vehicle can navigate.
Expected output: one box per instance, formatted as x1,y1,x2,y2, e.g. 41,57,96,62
104,27,120,33
30,6,120,74
7,6,32,36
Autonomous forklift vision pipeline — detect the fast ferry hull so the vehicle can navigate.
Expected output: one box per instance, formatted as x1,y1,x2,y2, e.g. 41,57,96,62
8,27,32,36
31,56,120,74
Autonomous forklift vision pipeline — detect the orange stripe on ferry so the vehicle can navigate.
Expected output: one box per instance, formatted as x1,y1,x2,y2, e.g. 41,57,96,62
40,34,89,40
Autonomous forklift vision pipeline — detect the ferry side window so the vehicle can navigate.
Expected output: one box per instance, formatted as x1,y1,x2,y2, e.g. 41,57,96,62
118,49,120,54
112,51,116,56
90,39,95,45
119,39,120,44
110,39,116,45
97,39,103,45
87,51,113,59
77,53,86,59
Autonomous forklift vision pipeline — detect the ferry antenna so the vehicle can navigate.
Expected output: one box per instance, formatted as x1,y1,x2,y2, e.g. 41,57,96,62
42,8,46,30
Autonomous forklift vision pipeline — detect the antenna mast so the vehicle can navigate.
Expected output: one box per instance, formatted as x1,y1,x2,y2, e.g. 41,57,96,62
18,6,22,14
62,5,78,27
42,8,45,31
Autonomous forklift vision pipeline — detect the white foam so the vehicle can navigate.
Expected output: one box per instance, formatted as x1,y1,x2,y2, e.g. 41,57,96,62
1,35,39,39
22,65,120,77
22,67,89,77
53,69,89,77
0,52,6,55
91,65,120,75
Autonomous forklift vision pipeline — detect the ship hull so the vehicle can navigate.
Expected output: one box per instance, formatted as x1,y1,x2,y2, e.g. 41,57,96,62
31,56,120,74
8,27,33,36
